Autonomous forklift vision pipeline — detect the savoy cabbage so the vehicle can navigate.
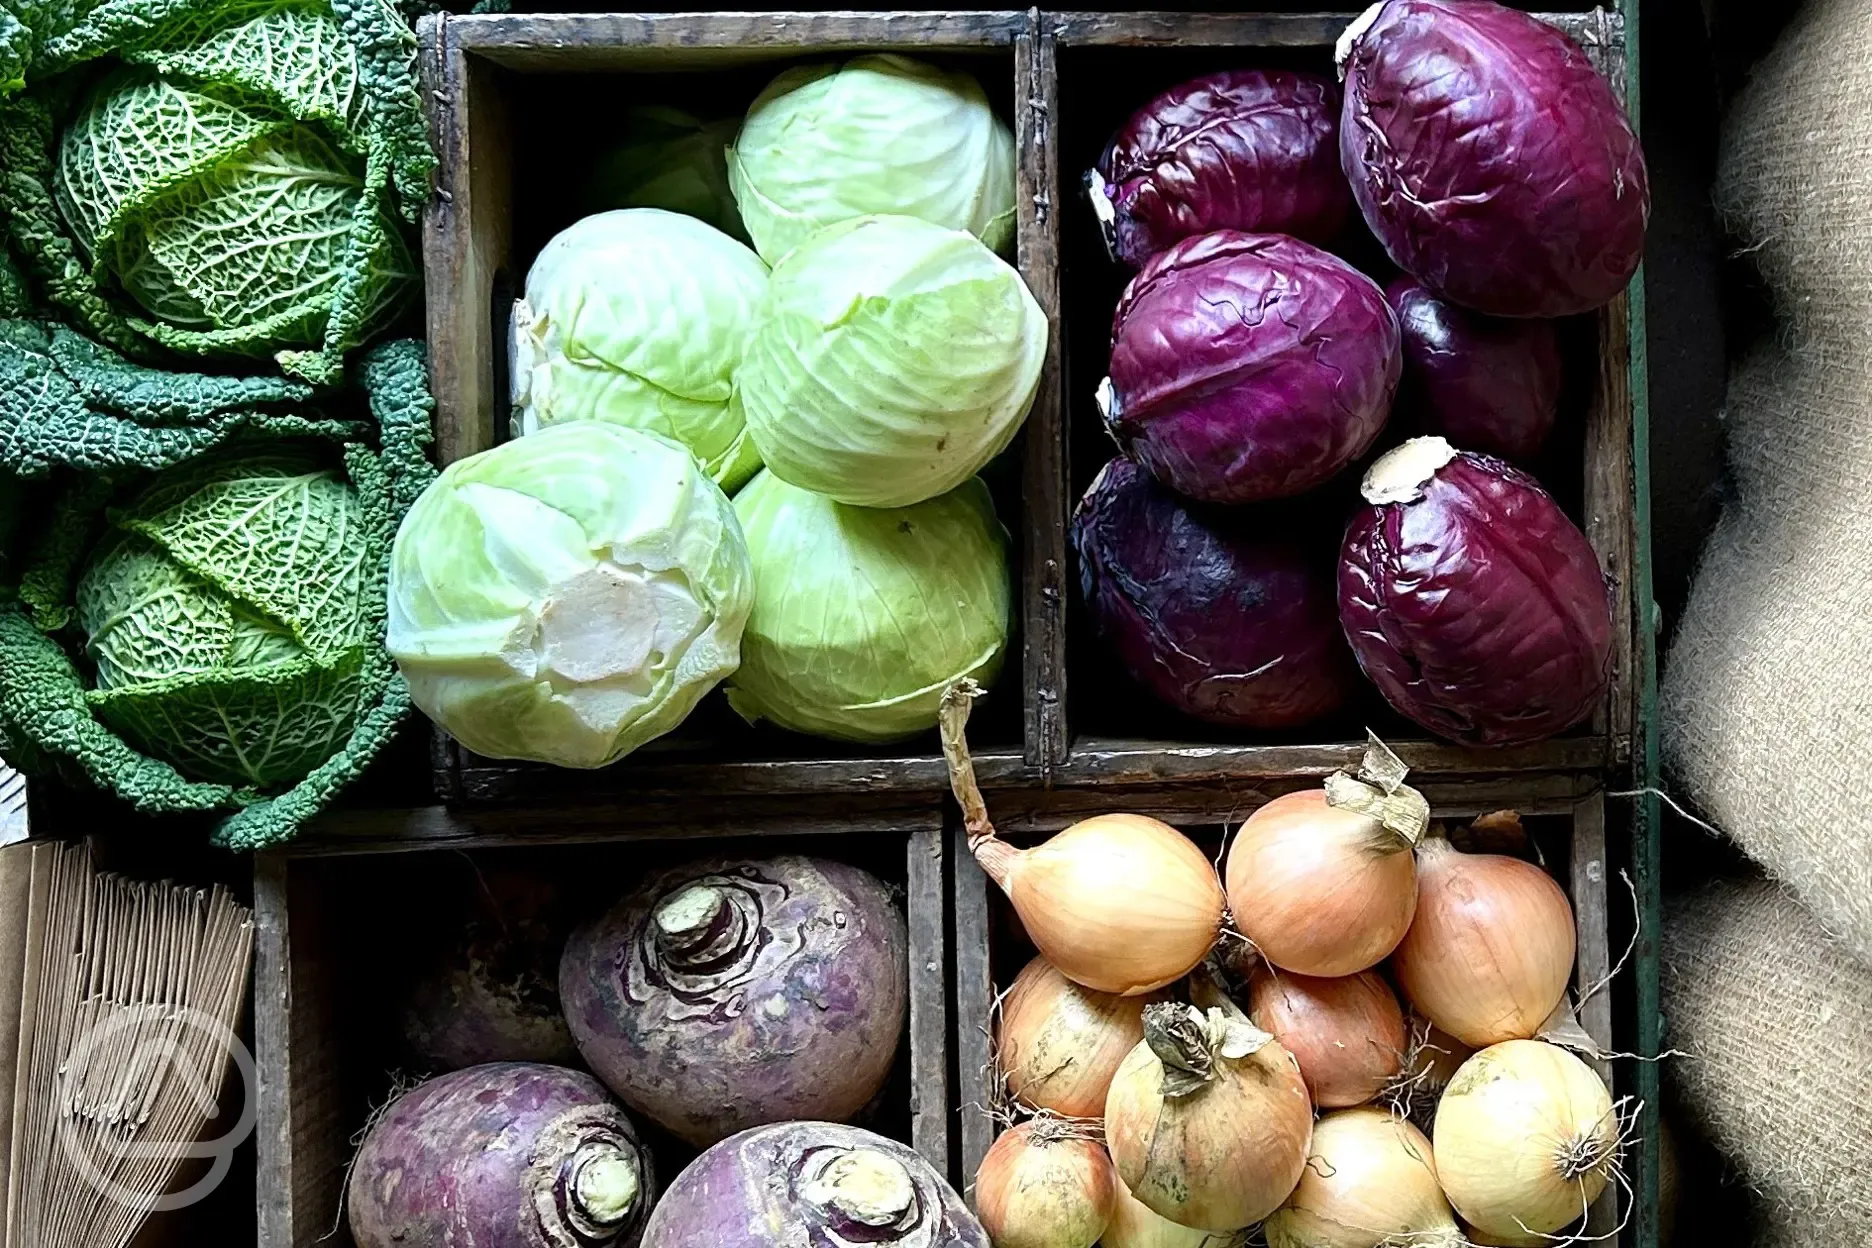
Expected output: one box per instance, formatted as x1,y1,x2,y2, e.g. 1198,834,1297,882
0,0,431,384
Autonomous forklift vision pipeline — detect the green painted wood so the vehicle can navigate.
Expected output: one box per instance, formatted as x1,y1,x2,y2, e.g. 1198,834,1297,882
1623,0,1664,1243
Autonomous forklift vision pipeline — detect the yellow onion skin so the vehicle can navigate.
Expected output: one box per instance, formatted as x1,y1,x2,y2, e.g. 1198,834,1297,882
1391,839,1576,1047
1225,790,1416,977
975,1123,1117,1248
1265,1109,1462,1248
1248,970,1407,1109
1434,1040,1616,1241
1105,1020,1313,1231
987,814,1224,996
1103,1179,1246,1248
998,956,1160,1118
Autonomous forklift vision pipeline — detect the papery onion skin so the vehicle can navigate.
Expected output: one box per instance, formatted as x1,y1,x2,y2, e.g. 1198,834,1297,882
1104,231,1400,505
1093,70,1352,268
1390,838,1576,1048
1386,277,1561,463
988,815,1225,997
1248,970,1407,1108
1339,0,1649,317
1264,1108,1462,1248
559,855,907,1146
975,1123,1118,1248
1105,1006,1314,1232
640,1121,989,1248
1338,439,1614,746
1103,1179,1248,1248
1226,790,1417,977
999,956,1159,1118
1433,1041,1617,1241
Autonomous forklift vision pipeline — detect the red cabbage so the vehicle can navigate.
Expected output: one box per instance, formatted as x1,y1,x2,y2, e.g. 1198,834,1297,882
1338,0,1649,317
1073,457,1358,730
1338,438,1612,746
1387,277,1562,462
640,1122,988,1248
1103,231,1400,505
349,1063,654,1248
559,855,907,1148
1091,70,1352,268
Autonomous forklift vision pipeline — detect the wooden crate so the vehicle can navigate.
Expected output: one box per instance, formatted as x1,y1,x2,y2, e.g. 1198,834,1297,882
951,782,1625,1240
252,816,953,1248
415,8,1641,813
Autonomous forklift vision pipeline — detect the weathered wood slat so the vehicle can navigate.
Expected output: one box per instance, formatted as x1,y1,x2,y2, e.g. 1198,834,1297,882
906,824,952,1175
1049,9,1623,50
1016,19,1070,777
1570,791,1621,1241
950,819,997,1198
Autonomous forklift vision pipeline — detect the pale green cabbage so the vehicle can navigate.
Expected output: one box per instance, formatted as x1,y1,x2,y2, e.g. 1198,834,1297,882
580,107,745,241
75,449,373,788
510,209,767,492
736,213,1046,508
725,470,1009,743
386,422,754,769
728,53,1016,265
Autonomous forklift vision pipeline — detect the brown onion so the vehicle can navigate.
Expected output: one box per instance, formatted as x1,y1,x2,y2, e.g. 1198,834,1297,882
1224,740,1425,976
1264,1108,1462,1248
943,683,1223,995
1105,1004,1313,1232
1247,969,1406,1108
1390,835,1576,1047
999,956,1159,1117
975,1121,1118,1248
1103,1179,1248,1248
1434,1041,1619,1242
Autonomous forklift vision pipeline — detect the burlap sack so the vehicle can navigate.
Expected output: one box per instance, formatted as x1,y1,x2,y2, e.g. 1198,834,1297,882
1661,0,1872,965
1660,879,1872,1243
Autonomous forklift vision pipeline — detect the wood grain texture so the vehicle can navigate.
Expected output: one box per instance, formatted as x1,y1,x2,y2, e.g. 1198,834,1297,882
254,857,347,1248
293,797,945,857
1048,9,1623,49
450,11,1026,70
905,825,951,1178
950,819,997,1200
1016,19,1069,777
421,14,511,466
1569,792,1620,1240
1586,293,1639,763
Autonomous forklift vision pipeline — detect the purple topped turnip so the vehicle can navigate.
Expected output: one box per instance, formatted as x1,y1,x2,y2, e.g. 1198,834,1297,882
640,1121,988,1248
559,855,907,1147
399,864,580,1071
348,1062,654,1248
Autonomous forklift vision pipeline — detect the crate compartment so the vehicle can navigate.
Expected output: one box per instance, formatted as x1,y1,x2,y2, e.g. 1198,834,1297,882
254,821,950,1248
1044,10,1639,782
951,786,1622,1240
418,11,1063,804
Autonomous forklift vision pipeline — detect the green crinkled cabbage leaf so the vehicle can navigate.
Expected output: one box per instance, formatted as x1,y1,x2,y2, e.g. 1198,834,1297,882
0,328,435,849
0,0,431,385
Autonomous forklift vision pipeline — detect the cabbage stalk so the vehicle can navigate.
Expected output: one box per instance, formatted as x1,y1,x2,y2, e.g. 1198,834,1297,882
386,423,754,769
511,209,768,491
736,214,1045,509
729,53,1015,265
725,471,1010,743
